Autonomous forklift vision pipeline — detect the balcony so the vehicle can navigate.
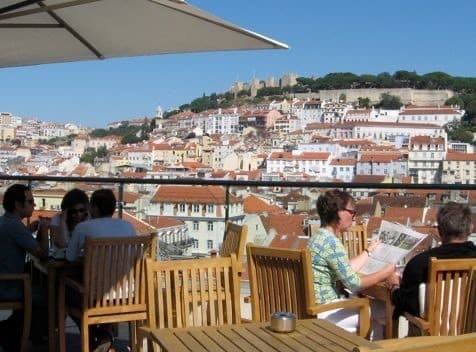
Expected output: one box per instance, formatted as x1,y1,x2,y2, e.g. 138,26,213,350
1,175,475,350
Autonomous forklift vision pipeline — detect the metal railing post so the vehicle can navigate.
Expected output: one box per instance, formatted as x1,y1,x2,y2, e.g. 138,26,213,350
224,184,230,238
118,182,124,219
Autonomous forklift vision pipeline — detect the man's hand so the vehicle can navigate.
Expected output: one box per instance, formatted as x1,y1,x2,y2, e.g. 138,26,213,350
28,220,40,233
385,272,401,290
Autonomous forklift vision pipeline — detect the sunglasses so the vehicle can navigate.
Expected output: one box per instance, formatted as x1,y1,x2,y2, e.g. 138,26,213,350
343,208,357,217
70,208,87,215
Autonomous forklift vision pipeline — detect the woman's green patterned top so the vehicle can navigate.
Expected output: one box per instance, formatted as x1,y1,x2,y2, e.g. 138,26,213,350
307,227,361,304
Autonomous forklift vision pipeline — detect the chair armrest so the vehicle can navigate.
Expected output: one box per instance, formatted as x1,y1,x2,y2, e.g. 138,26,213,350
377,335,450,349
0,273,31,281
404,312,430,332
308,297,370,338
64,276,85,293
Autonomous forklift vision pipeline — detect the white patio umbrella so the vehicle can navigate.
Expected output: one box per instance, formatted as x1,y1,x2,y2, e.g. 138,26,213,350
0,0,288,68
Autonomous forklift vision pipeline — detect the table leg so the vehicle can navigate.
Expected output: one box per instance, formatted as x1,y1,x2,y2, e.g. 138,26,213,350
47,267,57,352
384,298,393,339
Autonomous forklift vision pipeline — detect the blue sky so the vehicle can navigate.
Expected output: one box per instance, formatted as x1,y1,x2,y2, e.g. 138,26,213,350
1,0,475,128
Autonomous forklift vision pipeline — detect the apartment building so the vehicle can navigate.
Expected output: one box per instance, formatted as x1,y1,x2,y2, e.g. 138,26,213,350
356,152,407,177
148,185,244,255
266,151,331,175
442,151,476,185
408,136,446,184
329,158,356,182
398,105,464,127
294,100,322,128
349,121,446,146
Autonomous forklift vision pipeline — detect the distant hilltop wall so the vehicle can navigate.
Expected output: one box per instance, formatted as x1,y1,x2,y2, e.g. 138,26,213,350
294,88,454,106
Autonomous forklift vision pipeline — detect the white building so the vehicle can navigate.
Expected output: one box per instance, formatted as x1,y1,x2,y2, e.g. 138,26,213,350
442,151,476,185
356,152,407,177
328,158,356,181
294,100,322,128
148,185,244,255
266,150,331,175
408,135,446,184
398,105,464,127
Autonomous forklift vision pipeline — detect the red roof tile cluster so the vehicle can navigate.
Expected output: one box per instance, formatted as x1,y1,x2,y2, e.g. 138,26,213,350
446,151,476,161
329,158,357,166
244,195,286,214
151,185,240,204
268,151,330,161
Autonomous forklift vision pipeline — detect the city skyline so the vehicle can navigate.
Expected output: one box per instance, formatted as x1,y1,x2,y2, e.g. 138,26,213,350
0,0,475,128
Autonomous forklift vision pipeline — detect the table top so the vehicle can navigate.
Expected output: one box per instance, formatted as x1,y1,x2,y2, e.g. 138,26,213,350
147,319,379,352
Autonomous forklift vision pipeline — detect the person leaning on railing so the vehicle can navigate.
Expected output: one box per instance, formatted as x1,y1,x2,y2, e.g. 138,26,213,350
0,184,50,351
307,189,395,340
387,202,476,336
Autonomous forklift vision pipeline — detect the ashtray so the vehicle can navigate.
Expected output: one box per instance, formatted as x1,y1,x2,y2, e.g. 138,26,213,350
270,312,296,333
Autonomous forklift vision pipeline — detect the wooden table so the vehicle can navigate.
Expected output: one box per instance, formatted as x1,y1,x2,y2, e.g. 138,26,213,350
361,283,396,339
31,257,69,352
146,319,380,352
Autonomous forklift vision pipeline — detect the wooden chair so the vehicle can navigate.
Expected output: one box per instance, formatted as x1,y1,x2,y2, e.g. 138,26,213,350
137,254,241,351
58,235,152,352
246,244,371,337
338,224,368,259
218,222,247,272
404,257,476,336
464,266,476,333
0,273,32,352
353,332,476,352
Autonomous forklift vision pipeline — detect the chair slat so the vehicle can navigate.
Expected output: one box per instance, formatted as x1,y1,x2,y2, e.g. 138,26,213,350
411,257,476,336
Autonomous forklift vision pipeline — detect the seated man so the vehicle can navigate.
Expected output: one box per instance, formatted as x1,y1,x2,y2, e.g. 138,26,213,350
0,184,49,351
388,202,476,336
65,188,136,351
66,188,136,261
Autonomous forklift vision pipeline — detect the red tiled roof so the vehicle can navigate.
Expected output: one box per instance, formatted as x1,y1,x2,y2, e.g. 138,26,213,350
243,195,286,214
400,108,459,115
352,175,386,183
383,207,424,225
143,216,184,229
446,151,476,161
268,151,330,161
329,158,356,166
359,153,402,163
151,185,240,204
261,213,306,239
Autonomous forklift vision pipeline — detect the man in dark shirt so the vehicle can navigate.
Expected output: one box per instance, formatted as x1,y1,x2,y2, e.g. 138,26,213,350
0,184,49,351
388,202,476,335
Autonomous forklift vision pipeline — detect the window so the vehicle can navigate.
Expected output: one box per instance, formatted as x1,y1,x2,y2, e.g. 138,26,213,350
193,204,200,212
207,204,214,213
207,221,214,231
179,203,186,212
193,221,199,230
192,239,199,249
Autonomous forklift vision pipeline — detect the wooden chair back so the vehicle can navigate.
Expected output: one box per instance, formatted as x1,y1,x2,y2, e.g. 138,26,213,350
463,266,476,333
246,244,371,337
422,257,476,336
144,254,241,330
246,244,314,321
59,235,152,352
81,236,152,313
0,273,31,352
338,224,367,258
219,222,247,268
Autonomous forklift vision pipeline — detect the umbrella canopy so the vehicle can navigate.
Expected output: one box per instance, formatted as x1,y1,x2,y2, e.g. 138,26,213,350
0,0,288,68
